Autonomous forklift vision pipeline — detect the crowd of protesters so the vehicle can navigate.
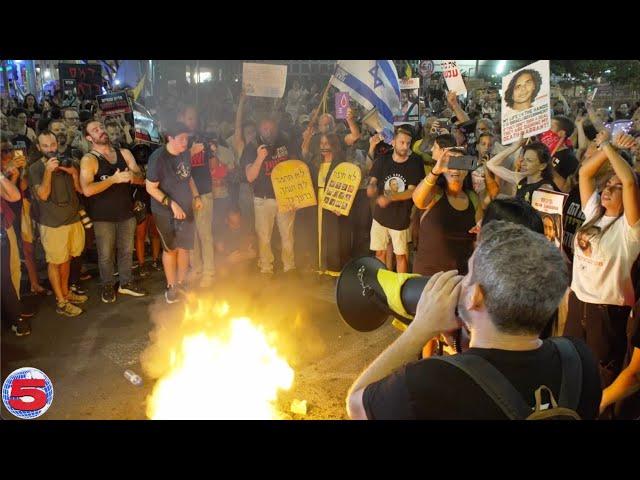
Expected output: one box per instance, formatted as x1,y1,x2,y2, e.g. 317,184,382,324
2,68,640,419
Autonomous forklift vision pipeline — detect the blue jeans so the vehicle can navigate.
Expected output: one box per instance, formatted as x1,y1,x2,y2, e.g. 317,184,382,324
93,217,136,286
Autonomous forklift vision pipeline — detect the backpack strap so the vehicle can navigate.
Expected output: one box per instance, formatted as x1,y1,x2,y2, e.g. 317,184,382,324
432,354,532,419
548,337,583,410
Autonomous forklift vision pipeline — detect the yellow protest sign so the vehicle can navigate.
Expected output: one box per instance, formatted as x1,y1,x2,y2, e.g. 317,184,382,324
321,162,362,216
271,160,317,212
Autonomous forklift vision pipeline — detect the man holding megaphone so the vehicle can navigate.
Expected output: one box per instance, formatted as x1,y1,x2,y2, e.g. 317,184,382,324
345,220,602,420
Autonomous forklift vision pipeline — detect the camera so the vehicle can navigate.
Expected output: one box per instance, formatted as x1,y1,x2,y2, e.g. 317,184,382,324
58,153,73,168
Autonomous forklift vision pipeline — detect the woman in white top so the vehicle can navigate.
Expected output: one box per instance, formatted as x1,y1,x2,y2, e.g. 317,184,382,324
563,130,640,392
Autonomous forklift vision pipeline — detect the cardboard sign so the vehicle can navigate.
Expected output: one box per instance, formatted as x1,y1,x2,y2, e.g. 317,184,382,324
271,160,317,212
531,189,568,250
58,63,103,99
441,60,467,96
321,162,362,216
335,92,350,120
62,79,77,98
242,63,287,98
97,91,132,116
501,60,551,145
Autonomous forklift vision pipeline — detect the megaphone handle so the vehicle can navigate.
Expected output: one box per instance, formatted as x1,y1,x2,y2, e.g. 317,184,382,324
363,287,414,325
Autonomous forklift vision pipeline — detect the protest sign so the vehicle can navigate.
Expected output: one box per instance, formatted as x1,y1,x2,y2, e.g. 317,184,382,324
321,162,362,216
271,160,317,212
97,91,132,116
501,60,551,145
441,60,467,96
242,63,287,98
531,189,567,250
419,60,434,78
58,63,102,99
394,77,420,125
335,92,350,120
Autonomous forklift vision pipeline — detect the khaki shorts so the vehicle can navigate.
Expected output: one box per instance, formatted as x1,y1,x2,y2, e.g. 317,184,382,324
39,221,85,264
21,199,34,244
370,218,409,255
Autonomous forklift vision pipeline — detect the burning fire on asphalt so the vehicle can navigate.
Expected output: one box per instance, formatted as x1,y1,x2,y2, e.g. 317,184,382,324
146,301,295,420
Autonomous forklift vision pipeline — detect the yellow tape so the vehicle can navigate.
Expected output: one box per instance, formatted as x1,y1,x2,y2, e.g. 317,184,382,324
376,269,420,319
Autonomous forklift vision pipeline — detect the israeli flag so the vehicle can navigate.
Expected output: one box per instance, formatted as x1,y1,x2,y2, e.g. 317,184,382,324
330,60,401,143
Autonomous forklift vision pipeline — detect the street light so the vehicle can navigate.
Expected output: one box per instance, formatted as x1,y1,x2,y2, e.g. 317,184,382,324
495,60,507,75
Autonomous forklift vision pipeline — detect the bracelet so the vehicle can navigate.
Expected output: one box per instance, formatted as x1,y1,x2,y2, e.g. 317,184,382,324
598,141,611,150
425,177,437,186
194,195,201,200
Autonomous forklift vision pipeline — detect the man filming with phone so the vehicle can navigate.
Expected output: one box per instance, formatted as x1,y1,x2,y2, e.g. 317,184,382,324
346,220,602,420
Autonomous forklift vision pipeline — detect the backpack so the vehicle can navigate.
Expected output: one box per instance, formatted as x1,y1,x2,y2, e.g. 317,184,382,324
432,337,583,420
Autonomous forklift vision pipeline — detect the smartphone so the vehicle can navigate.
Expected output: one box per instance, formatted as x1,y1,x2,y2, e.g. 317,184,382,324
448,155,478,171
605,120,634,138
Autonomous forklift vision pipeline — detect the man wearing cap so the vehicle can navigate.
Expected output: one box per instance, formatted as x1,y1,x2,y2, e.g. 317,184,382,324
145,121,203,303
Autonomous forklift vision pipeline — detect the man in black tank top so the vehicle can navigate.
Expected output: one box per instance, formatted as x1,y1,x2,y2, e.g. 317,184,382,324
79,120,147,303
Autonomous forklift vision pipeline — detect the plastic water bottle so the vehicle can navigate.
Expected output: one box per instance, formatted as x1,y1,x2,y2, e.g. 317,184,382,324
124,370,143,386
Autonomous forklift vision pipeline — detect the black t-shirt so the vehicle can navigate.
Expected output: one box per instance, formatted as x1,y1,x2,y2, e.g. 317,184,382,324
563,187,586,259
552,148,579,180
370,153,425,230
146,146,193,218
239,135,300,198
189,133,212,195
363,337,601,420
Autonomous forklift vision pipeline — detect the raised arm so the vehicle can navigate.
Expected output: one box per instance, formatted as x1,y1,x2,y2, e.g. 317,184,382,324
603,133,640,225
579,130,613,208
485,137,527,186
344,108,361,146
447,91,470,124
233,90,247,157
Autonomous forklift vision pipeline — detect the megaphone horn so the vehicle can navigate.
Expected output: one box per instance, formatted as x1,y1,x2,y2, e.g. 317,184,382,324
361,108,383,134
335,257,430,332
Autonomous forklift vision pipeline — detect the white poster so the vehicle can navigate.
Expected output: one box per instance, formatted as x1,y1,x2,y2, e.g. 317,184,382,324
501,60,551,145
441,60,467,97
242,62,288,98
531,189,567,250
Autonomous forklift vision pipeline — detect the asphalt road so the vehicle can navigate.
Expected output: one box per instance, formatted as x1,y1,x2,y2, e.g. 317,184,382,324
2,265,399,420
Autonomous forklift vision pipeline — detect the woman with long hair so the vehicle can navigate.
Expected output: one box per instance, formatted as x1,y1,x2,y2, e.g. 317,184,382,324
412,134,483,276
312,132,351,276
486,138,559,204
564,130,640,397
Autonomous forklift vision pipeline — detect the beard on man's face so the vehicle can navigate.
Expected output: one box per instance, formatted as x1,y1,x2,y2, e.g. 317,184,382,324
56,134,67,146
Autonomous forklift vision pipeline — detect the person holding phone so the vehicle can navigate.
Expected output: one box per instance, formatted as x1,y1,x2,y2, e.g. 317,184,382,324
412,134,483,276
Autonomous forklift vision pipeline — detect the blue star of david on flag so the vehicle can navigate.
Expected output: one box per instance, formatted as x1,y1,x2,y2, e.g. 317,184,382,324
369,62,384,90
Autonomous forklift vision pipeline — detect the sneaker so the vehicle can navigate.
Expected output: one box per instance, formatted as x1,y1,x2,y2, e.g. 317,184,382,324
66,291,88,304
118,281,147,297
165,285,180,304
138,264,150,278
56,300,82,317
70,283,88,295
12,317,31,337
101,284,116,303
132,262,140,270
151,260,162,271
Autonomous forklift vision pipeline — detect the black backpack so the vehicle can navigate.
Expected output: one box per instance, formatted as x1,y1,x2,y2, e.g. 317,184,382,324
433,337,583,420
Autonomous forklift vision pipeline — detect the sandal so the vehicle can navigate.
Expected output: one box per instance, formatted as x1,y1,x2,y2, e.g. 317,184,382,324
30,286,53,296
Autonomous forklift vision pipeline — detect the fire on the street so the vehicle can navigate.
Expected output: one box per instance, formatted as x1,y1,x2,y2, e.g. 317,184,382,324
146,301,295,420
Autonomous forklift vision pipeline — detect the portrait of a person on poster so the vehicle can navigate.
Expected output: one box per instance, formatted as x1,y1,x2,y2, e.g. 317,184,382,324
501,60,551,145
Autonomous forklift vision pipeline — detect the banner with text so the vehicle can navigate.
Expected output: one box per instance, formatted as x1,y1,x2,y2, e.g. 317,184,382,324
97,91,132,116
243,62,288,98
271,160,317,212
441,60,467,96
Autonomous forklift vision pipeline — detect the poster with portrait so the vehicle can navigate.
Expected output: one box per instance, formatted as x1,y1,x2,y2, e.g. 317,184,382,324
322,162,361,216
531,189,567,250
501,60,551,145
394,77,420,125
271,160,317,212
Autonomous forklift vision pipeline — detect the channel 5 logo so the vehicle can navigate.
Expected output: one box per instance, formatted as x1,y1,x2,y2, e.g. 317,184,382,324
2,367,54,419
